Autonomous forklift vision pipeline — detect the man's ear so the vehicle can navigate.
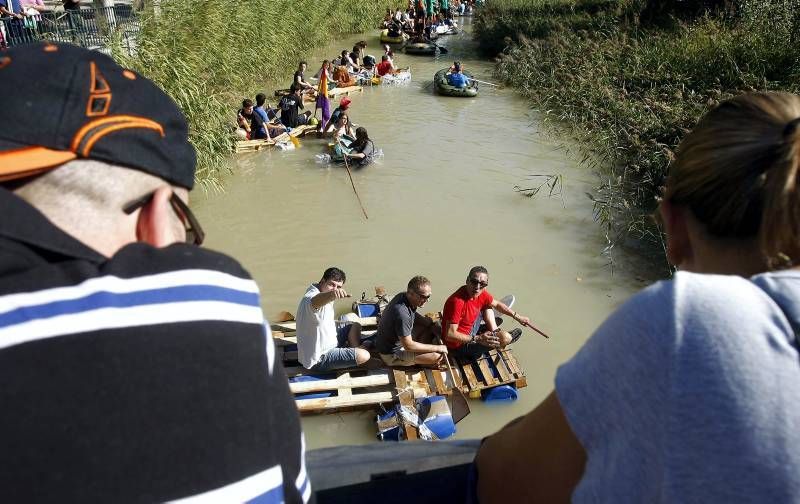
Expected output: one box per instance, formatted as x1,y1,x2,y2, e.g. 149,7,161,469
135,185,176,248
660,200,692,269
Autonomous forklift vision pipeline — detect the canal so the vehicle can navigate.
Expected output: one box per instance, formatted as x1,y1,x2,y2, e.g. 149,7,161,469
191,19,657,449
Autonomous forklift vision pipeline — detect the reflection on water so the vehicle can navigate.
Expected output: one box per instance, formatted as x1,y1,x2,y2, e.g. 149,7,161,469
191,21,657,449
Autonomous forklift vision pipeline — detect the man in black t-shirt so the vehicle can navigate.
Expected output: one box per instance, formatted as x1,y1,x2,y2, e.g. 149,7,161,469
279,84,311,128
237,98,268,140
293,60,315,95
375,276,447,367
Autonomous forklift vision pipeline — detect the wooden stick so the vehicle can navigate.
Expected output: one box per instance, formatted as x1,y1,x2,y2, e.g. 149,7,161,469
342,151,369,220
472,78,500,87
522,320,550,339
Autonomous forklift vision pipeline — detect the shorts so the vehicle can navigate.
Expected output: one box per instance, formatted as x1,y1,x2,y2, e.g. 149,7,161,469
309,324,357,371
311,348,358,371
380,350,417,367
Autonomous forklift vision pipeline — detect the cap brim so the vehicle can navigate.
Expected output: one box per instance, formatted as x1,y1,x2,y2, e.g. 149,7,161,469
0,146,77,182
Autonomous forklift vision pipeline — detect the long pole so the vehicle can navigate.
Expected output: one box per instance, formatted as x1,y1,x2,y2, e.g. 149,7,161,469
438,337,470,423
471,78,500,87
342,152,369,220
521,320,550,339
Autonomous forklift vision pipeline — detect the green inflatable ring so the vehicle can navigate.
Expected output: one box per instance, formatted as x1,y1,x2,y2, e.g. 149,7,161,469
380,29,406,44
433,68,479,97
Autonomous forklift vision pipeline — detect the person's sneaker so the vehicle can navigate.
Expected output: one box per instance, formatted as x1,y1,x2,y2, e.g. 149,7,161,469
509,328,523,344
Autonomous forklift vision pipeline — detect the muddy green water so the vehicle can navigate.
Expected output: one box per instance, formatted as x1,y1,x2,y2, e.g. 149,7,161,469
191,21,658,449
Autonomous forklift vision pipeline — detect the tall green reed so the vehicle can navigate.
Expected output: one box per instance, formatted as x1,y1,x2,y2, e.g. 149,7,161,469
475,0,800,272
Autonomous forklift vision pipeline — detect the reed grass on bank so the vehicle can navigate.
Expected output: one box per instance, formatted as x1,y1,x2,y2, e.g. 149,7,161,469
474,0,800,271
111,0,401,189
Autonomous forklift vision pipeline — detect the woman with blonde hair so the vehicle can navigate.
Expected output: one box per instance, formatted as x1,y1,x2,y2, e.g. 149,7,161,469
476,92,800,502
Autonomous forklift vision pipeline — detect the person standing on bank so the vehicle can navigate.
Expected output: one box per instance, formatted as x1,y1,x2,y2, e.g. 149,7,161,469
375,276,448,367
476,92,800,502
442,266,528,360
296,267,371,371
0,43,309,502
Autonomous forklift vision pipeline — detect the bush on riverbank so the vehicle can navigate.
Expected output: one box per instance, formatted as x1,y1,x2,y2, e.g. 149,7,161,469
112,0,400,189
475,0,800,270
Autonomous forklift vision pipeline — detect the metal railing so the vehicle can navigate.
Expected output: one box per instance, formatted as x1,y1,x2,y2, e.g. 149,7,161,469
0,5,139,55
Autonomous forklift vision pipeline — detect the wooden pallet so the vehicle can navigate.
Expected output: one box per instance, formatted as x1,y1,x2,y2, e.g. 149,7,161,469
234,124,317,153
287,367,430,415
451,348,527,398
327,85,363,98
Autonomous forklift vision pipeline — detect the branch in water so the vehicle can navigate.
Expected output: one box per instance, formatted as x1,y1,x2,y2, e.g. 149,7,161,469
514,174,564,201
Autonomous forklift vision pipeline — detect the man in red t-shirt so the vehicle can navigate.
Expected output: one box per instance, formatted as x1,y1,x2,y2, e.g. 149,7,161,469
441,266,531,360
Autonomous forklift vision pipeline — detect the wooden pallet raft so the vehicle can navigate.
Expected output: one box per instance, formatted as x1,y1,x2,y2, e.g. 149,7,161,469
234,124,317,153
451,348,527,399
389,368,450,432
327,85,363,98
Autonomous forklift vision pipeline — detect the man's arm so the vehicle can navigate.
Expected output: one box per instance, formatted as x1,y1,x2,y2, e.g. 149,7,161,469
490,298,531,326
310,287,347,310
399,334,446,354
446,322,499,348
475,390,586,503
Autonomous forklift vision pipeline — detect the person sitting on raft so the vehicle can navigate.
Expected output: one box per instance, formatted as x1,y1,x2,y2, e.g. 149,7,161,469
334,49,357,72
362,54,377,72
278,83,312,128
296,267,371,372
293,60,316,97
332,113,355,146
342,127,375,167
387,20,403,38
447,62,471,88
442,266,528,360
349,43,364,68
332,64,356,88
254,93,288,139
376,55,398,77
323,97,353,136
375,276,448,367
236,98,267,140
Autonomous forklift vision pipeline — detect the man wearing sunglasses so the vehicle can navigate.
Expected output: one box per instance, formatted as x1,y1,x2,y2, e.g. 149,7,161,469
0,43,309,502
442,266,531,360
375,275,448,367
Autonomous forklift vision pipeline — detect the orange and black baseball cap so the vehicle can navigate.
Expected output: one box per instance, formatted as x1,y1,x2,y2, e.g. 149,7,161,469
0,42,196,189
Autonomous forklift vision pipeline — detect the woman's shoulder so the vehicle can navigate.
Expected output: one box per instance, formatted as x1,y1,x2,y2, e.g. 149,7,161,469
630,271,797,344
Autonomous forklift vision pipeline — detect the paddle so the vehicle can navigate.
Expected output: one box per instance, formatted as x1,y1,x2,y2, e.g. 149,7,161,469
342,151,369,220
289,132,301,148
438,338,470,423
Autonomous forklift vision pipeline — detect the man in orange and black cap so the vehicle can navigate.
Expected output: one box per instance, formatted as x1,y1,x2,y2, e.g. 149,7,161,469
0,42,310,503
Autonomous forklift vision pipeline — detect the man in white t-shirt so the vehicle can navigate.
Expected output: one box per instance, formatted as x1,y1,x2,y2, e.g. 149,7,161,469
295,267,371,371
